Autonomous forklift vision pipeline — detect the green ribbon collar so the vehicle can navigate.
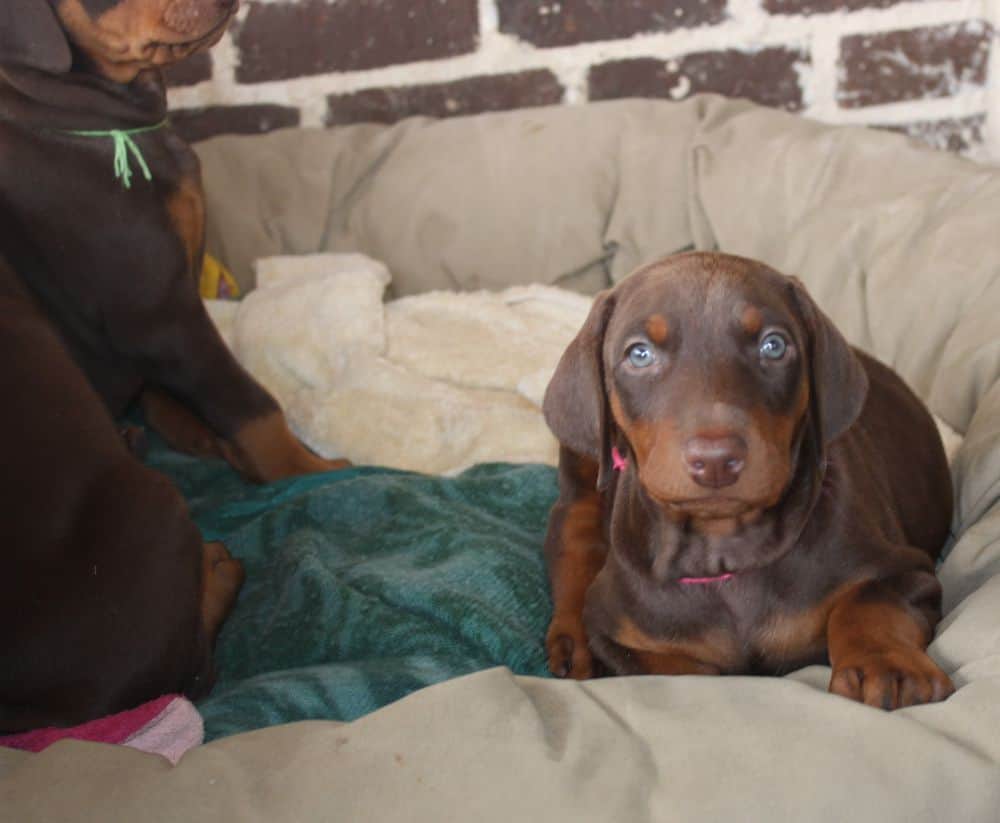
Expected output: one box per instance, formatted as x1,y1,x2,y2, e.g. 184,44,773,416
61,120,167,190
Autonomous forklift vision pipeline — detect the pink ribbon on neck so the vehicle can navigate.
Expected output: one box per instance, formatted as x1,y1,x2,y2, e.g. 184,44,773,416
611,447,628,472
677,573,735,585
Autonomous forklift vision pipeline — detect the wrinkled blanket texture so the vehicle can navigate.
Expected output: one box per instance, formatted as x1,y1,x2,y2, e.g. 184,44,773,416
144,438,556,741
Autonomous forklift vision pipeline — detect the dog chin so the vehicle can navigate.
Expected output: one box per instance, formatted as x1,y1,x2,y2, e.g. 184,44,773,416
639,480,753,518
665,497,756,519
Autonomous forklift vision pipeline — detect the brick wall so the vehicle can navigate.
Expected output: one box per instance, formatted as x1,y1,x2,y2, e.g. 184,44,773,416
165,0,999,160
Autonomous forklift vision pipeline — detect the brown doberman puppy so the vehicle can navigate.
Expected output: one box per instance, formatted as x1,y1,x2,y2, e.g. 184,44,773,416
543,252,955,710
0,0,343,731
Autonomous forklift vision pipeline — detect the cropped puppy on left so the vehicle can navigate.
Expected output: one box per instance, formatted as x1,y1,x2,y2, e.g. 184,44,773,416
0,0,342,732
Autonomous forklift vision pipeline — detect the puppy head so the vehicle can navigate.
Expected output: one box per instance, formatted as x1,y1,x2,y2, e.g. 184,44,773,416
544,252,868,524
0,0,237,81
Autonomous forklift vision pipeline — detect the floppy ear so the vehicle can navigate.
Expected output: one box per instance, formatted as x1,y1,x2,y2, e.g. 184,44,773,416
0,0,73,73
789,278,869,446
543,290,617,489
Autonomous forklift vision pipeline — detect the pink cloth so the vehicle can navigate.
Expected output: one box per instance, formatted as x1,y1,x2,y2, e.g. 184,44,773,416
0,694,203,765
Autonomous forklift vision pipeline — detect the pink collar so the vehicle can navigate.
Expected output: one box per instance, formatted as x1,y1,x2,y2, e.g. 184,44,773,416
677,573,735,585
610,447,734,586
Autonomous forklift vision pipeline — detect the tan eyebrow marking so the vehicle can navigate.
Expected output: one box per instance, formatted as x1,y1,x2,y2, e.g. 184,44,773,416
740,305,764,336
645,314,670,344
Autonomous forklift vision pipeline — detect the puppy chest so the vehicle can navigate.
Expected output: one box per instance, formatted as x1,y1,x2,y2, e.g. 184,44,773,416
747,605,830,673
594,573,834,675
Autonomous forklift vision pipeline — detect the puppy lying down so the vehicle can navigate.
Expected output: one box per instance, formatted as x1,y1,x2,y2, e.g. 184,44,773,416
542,252,954,710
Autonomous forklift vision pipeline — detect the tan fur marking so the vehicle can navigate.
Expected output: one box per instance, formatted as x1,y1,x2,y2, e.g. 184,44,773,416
743,378,809,507
224,411,348,483
631,650,723,676
166,174,205,281
740,305,764,336
200,541,244,638
609,389,654,464
753,581,857,666
546,457,605,679
608,390,630,432
615,616,740,671
828,582,929,657
645,314,670,345
553,494,604,606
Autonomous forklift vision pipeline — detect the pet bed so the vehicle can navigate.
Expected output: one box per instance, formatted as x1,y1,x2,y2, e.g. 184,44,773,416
3,95,1000,822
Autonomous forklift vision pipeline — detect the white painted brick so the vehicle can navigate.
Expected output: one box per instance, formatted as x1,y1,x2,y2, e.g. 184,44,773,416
168,0,999,160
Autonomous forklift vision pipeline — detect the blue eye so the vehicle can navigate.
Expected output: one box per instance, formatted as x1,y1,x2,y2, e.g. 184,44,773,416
627,343,655,368
759,332,788,360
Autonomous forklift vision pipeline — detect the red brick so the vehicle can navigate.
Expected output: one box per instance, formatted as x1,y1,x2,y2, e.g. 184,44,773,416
764,0,902,15
234,0,479,83
169,104,301,143
326,70,564,126
589,48,808,111
163,52,212,87
878,114,985,153
498,0,727,49
838,21,992,108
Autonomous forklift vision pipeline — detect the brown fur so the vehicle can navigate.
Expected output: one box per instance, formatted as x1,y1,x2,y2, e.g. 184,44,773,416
542,252,954,710
165,172,205,276
0,0,343,731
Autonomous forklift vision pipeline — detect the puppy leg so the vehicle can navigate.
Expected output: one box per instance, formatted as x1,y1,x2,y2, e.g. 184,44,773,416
142,388,225,460
545,448,607,679
120,289,348,482
144,387,350,482
181,541,245,702
201,541,244,640
220,411,351,483
827,570,954,709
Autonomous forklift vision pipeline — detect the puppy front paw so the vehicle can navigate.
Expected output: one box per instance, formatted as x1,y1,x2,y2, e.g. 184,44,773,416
546,620,594,679
830,648,954,710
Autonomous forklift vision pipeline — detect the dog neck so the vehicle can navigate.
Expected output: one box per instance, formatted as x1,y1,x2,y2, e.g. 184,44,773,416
0,63,166,131
608,430,823,585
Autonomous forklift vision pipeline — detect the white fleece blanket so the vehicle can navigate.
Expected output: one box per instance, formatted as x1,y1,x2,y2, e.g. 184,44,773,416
206,253,962,474
206,253,592,474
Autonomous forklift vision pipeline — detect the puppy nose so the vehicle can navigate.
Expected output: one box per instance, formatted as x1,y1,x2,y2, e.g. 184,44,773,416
683,435,748,489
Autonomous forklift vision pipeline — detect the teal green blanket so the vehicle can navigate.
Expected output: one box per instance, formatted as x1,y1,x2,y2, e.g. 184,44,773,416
144,442,557,741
